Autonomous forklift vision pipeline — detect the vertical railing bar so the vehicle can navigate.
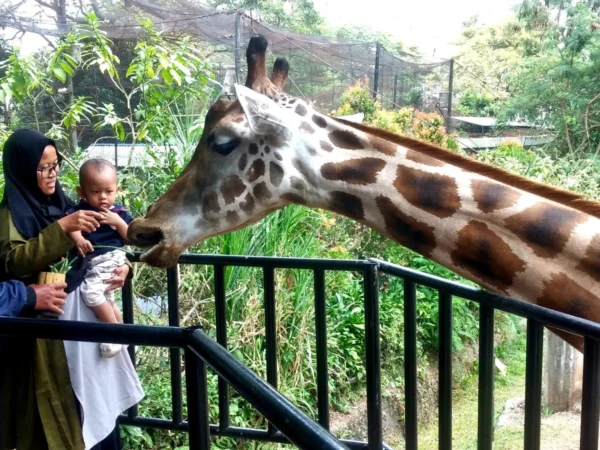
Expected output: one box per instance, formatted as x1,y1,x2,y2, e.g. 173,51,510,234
121,277,138,419
477,303,494,450
524,319,543,450
314,268,330,430
185,346,211,450
580,337,600,450
438,290,453,450
264,266,278,434
403,279,418,450
214,263,230,431
167,266,183,425
364,264,383,449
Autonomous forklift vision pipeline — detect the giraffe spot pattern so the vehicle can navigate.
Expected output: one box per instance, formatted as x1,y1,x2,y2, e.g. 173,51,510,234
274,152,283,161
329,191,364,220
202,191,220,215
451,221,526,293
321,157,386,185
320,140,334,152
292,158,319,187
240,193,255,213
295,104,307,116
226,210,240,223
247,159,265,183
308,146,317,156
282,192,306,205
405,149,444,167
238,153,248,172
270,162,284,187
367,134,397,156
376,195,437,257
253,182,272,201
265,145,271,154
329,130,363,150
290,176,306,191
221,176,246,205
504,203,586,258
536,272,600,321
471,179,521,214
259,139,264,145
312,115,328,128
249,143,259,155
300,122,315,134
289,98,296,104
394,165,461,218
577,234,600,282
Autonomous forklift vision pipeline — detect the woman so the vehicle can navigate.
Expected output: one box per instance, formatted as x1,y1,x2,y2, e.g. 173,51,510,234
0,129,143,450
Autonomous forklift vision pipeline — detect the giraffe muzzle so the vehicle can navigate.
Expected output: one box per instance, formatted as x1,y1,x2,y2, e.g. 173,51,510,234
128,219,164,248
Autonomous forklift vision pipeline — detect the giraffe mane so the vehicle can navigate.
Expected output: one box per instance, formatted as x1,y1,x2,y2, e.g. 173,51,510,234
333,117,600,219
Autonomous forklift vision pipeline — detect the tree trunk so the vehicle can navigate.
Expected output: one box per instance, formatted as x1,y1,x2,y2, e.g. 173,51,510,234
543,329,583,412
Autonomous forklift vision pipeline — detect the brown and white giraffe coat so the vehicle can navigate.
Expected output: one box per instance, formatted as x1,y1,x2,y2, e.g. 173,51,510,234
129,36,600,351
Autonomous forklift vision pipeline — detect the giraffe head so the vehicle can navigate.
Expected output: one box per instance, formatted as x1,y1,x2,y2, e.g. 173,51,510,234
128,36,325,267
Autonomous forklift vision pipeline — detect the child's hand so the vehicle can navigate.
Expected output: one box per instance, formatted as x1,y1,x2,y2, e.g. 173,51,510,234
99,208,123,227
76,238,94,257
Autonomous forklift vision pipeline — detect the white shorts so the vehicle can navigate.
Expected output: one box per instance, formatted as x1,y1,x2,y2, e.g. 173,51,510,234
80,249,127,308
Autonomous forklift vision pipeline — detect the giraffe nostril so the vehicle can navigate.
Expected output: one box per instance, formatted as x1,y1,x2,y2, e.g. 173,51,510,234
131,228,163,247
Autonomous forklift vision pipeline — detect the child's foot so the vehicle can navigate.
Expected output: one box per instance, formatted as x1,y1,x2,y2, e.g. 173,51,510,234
100,343,122,358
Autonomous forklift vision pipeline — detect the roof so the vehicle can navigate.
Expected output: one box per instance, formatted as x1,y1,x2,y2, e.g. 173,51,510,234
86,143,170,167
456,135,554,150
452,116,535,128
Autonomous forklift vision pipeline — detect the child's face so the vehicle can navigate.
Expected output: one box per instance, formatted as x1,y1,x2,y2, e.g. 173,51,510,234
77,168,119,210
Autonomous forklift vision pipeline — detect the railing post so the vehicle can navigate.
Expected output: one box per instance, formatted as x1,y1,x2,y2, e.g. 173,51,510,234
214,264,230,431
121,277,138,419
364,264,382,449
478,303,494,450
185,346,211,450
167,266,183,425
524,319,543,450
404,279,418,450
314,269,330,430
580,337,600,450
439,290,453,450
264,266,278,433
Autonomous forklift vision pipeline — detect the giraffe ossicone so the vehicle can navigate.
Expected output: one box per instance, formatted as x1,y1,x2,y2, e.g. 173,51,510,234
128,35,600,351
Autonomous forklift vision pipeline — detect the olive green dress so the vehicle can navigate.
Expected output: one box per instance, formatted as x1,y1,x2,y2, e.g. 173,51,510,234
0,205,85,450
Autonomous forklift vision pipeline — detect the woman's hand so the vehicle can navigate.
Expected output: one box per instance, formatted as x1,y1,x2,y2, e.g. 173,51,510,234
58,210,103,234
104,264,130,292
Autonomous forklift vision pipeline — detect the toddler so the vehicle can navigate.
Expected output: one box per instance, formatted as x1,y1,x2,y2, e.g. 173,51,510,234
66,158,134,358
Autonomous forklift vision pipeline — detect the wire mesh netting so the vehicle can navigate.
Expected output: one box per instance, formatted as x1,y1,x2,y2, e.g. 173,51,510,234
3,5,454,144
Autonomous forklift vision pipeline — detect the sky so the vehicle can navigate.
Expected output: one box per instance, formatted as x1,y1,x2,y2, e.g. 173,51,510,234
315,0,521,59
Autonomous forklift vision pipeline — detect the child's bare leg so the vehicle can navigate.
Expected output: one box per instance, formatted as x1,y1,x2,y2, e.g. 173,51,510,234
112,302,123,323
91,301,118,324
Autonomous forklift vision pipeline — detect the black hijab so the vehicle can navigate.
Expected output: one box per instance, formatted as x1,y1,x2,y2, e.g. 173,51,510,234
1,129,74,239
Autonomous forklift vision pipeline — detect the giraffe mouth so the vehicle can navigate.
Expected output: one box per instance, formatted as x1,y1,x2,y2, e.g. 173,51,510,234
128,219,182,268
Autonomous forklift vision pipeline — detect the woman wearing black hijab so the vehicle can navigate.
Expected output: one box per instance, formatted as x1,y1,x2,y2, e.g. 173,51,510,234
0,129,142,450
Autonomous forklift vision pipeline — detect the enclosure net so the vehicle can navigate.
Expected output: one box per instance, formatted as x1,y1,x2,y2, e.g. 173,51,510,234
3,4,453,141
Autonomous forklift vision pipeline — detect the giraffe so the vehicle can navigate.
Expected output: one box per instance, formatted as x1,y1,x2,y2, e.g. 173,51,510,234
128,35,600,351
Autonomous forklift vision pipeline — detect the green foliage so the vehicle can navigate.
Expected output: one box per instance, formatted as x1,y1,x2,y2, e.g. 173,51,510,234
456,90,497,117
503,1,600,154
333,81,458,150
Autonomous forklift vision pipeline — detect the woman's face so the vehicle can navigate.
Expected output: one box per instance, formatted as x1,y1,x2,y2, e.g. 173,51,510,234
36,145,60,196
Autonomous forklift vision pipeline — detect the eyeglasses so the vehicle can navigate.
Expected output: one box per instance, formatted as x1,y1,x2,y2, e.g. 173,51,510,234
37,162,60,179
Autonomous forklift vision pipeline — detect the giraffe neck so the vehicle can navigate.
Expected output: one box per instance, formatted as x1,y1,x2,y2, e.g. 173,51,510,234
289,110,600,329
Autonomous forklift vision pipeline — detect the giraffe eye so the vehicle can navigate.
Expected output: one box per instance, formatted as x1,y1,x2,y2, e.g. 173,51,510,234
212,138,241,156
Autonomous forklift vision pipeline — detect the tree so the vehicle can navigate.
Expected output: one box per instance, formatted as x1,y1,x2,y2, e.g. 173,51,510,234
503,0,600,154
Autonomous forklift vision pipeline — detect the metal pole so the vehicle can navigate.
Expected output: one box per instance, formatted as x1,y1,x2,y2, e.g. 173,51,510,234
446,58,454,134
393,75,398,109
373,42,381,99
114,138,118,170
234,11,242,83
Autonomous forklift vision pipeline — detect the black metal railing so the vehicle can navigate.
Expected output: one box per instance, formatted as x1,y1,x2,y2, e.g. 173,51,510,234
2,252,600,450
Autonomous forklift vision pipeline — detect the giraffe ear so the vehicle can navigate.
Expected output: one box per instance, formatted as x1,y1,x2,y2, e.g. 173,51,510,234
234,84,299,141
